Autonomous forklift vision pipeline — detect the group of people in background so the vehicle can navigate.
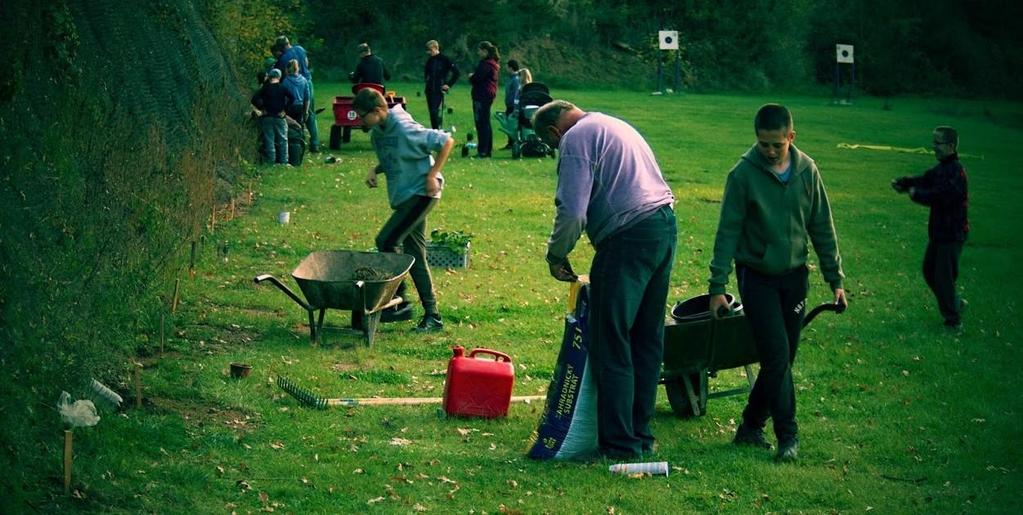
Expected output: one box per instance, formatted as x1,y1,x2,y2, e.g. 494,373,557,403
251,37,532,164
251,35,320,166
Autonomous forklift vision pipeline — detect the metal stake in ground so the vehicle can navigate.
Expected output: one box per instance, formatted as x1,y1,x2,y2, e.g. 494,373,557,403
160,313,166,355
189,241,197,278
133,362,143,409
63,429,73,495
171,278,181,313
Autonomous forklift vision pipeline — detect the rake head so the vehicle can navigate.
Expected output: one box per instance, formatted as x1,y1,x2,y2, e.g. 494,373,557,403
276,376,327,410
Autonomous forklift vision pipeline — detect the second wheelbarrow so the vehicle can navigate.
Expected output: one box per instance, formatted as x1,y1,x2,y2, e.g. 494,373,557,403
254,250,414,346
661,293,844,417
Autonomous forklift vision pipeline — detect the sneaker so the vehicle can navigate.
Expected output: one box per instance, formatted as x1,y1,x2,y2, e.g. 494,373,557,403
733,424,772,449
775,437,799,462
380,302,413,323
413,313,444,332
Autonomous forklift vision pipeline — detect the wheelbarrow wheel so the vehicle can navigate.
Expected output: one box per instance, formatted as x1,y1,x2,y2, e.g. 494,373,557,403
665,371,708,418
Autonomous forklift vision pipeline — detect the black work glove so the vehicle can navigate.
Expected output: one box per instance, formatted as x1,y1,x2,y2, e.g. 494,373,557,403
546,255,578,282
891,177,910,193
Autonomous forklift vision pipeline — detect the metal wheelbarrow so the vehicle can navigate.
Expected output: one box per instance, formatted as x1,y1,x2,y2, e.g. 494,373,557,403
661,293,844,417
254,250,414,346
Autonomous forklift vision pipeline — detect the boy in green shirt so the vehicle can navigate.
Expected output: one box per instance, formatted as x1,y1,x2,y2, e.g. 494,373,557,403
708,104,847,462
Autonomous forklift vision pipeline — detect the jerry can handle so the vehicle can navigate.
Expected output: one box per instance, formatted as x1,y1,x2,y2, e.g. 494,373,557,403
468,348,512,363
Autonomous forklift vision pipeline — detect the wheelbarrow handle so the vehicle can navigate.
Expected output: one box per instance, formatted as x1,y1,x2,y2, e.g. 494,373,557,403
254,274,310,310
802,302,846,327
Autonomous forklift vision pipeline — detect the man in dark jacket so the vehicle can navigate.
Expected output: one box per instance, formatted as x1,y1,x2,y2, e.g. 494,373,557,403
423,40,459,130
350,43,390,86
250,68,294,164
892,126,969,329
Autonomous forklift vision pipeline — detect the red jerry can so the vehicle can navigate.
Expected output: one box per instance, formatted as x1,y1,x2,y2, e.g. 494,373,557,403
443,346,515,418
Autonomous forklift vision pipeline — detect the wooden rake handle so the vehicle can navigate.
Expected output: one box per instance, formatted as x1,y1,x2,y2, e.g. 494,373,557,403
325,395,546,407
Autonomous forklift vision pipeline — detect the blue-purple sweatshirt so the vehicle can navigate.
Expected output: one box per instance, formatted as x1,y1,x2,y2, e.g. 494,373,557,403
547,112,674,261
371,104,450,208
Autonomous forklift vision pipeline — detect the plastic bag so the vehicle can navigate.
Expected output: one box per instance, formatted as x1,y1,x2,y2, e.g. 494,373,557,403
58,391,100,428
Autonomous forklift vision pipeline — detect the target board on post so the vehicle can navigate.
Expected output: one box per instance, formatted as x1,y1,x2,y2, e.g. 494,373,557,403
836,44,854,64
659,30,679,50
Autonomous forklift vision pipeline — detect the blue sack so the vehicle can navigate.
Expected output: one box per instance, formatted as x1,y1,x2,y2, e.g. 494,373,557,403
527,284,598,460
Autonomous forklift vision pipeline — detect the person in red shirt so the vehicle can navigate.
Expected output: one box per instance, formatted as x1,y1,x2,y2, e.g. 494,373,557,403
468,41,500,158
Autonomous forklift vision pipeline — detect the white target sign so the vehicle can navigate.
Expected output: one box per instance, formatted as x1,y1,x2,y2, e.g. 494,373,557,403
659,30,679,50
836,44,854,64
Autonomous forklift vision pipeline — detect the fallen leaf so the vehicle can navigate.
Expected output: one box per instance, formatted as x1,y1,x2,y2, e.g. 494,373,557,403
259,491,269,504
270,441,285,450
367,496,386,504
390,437,413,446
237,480,252,491
216,465,225,476
507,479,518,488
412,503,428,512
353,468,365,474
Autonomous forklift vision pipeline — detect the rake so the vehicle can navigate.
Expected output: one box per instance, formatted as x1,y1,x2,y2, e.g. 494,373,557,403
276,376,544,409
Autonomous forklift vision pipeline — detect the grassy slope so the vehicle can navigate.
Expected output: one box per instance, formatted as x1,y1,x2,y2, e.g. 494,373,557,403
44,84,1023,513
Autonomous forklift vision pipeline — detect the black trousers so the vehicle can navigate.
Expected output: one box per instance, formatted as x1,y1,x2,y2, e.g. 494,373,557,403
589,206,677,456
472,99,493,156
923,239,964,324
736,264,808,442
426,90,444,130
375,195,438,314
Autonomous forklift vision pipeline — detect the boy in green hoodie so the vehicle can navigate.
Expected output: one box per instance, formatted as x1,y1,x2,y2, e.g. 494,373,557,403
708,104,847,462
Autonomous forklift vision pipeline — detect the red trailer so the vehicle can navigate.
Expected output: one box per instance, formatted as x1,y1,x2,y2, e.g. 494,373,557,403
329,83,407,150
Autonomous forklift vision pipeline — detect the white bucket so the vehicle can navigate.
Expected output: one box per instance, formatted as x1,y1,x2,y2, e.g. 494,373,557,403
277,211,290,224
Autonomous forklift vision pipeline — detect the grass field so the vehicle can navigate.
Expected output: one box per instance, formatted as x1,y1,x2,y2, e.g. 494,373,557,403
45,83,1023,513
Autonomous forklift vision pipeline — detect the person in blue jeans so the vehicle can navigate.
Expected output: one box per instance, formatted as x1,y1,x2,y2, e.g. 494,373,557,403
274,36,319,152
533,99,677,460
250,68,293,164
468,41,500,158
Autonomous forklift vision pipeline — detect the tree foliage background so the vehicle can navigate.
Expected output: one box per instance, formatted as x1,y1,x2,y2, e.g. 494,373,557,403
1,0,1019,508
267,0,1023,97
